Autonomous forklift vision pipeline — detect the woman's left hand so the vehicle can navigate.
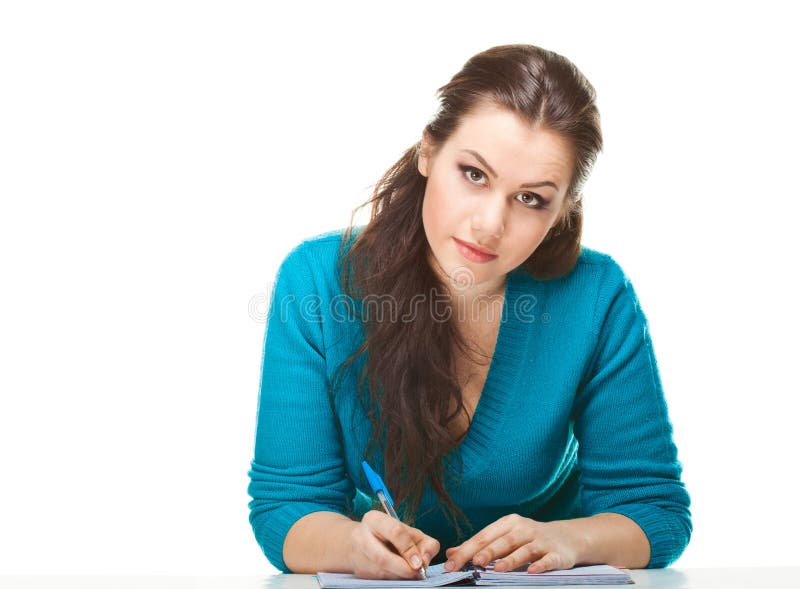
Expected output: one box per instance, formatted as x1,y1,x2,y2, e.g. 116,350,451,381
443,514,587,574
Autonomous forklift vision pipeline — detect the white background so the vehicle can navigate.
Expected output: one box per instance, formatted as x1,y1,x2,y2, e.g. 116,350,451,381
1,0,798,575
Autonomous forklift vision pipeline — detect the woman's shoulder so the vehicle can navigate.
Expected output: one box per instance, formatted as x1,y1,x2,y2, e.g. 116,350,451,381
574,244,631,287
281,227,361,266
272,226,363,296
575,244,624,271
282,225,363,259
527,244,630,290
576,244,613,265
571,245,647,332
511,244,639,333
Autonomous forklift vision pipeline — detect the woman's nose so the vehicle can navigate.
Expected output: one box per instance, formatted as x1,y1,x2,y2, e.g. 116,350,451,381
472,199,506,238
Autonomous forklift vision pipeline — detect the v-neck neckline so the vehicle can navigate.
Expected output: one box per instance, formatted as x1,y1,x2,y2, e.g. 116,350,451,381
444,267,531,478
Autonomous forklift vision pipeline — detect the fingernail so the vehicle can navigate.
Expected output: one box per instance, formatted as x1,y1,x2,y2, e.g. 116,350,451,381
444,561,454,571
411,555,421,568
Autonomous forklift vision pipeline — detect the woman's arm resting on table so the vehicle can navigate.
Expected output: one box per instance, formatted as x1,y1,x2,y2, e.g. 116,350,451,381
444,258,690,575
284,511,360,574
247,243,356,573
558,512,650,569
286,510,440,578
248,242,439,577
571,257,692,568
442,511,649,573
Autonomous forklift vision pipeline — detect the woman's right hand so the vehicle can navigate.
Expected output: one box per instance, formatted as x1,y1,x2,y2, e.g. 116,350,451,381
348,510,440,579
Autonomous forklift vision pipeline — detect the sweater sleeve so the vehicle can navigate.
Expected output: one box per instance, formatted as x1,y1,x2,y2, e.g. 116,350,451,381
571,259,692,568
247,243,355,573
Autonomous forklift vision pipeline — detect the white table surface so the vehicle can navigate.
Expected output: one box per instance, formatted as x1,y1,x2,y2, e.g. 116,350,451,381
1,569,799,589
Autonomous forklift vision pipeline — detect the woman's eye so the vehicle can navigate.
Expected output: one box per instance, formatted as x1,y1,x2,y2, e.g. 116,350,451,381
460,164,547,210
515,192,546,209
459,164,487,185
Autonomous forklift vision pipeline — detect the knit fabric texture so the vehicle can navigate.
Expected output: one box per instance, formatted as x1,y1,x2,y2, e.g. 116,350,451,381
247,227,692,573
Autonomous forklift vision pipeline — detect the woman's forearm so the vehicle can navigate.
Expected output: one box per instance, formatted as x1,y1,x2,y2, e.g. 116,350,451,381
560,513,651,569
283,511,649,573
283,511,360,573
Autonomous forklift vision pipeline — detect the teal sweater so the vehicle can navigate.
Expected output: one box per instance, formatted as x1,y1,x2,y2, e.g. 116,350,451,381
247,227,691,573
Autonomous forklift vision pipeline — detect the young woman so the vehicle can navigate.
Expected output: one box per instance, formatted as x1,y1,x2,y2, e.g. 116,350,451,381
247,44,691,579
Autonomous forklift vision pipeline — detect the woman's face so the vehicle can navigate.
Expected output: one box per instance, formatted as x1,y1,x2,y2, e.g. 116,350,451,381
418,103,574,297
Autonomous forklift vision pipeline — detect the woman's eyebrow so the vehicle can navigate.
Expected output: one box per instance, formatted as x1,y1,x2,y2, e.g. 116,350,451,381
460,149,560,191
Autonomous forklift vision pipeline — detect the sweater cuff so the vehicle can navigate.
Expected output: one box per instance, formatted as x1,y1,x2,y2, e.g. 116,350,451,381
600,504,687,568
253,502,346,573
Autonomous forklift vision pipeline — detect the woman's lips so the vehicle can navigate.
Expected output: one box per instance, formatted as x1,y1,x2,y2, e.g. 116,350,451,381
453,237,498,263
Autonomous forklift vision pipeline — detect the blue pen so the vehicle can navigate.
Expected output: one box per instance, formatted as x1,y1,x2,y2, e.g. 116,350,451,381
361,461,429,580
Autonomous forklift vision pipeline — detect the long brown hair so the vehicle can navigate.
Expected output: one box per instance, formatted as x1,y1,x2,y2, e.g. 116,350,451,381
330,44,603,538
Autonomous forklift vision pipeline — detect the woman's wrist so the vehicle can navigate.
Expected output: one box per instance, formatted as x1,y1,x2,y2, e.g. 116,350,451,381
541,518,591,565
340,517,360,572
555,513,650,569
284,511,361,573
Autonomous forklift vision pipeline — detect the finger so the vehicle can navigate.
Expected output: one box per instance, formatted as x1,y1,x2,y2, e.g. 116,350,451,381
445,516,517,571
409,530,440,567
362,531,424,579
494,542,541,572
364,512,428,576
470,530,522,569
528,551,564,574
